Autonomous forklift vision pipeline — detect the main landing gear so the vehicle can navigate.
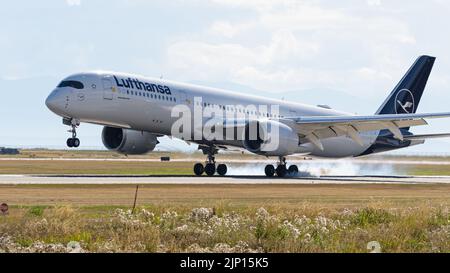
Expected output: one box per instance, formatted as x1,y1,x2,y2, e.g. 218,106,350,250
64,118,80,148
264,156,299,178
193,146,228,176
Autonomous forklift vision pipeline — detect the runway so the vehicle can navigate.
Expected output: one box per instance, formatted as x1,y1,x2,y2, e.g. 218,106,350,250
2,157,450,165
1,174,450,185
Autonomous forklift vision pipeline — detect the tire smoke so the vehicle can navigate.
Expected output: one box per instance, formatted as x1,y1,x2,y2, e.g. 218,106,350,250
226,160,400,177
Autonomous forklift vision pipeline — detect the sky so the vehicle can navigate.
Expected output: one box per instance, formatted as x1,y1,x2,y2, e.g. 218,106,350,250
0,0,450,154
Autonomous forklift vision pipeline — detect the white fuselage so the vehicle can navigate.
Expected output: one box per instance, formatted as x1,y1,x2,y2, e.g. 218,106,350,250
45,71,379,158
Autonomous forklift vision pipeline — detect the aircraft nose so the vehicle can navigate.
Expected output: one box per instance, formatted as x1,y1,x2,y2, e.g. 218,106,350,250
45,89,65,114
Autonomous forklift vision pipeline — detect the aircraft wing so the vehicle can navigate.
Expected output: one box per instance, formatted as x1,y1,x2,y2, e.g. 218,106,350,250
283,112,450,150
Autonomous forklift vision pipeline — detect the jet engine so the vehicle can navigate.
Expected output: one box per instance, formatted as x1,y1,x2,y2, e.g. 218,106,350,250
102,126,159,155
243,120,299,156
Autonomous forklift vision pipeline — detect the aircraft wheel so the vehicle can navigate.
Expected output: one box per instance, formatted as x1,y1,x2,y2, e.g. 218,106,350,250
288,165,299,174
204,163,216,176
265,165,275,177
73,138,80,148
217,164,227,176
66,138,74,148
194,163,204,176
276,165,287,177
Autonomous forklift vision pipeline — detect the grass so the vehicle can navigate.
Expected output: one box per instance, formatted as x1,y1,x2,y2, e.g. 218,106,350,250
0,149,185,159
1,149,450,175
0,149,263,160
406,164,450,176
0,203,449,253
0,160,194,175
2,184,450,207
27,206,45,217
0,183,449,252
3,149,450,162
1,150,450,252
2,159,450,176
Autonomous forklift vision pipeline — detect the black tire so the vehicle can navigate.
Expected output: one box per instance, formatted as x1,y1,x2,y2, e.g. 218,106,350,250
73,138,80,148
193,163,204,176
288,165,299,174
276,165,287,177
204,163,216,176
66,138,73,148
217,164,227,176
264,165,275,177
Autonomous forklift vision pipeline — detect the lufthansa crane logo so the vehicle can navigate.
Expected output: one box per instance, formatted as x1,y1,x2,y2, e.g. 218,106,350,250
395,89,415,114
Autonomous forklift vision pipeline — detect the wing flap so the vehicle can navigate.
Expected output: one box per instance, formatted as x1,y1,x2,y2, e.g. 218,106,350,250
294,119,427,138
285,112,450,148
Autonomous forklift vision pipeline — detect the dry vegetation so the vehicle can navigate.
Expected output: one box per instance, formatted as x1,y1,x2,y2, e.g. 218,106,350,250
0,149,263,160
0,204,449,253
0,160,194,175
2,184,450,207
1,150,449,252
1,184,450,253
1,149,450,175
1,158,450,176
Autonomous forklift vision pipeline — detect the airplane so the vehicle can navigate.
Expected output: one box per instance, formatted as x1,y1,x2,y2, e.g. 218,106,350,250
45,55,450,177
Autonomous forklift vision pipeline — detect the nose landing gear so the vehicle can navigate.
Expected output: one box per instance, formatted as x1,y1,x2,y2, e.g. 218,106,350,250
66,137,80,148
64,118,80,148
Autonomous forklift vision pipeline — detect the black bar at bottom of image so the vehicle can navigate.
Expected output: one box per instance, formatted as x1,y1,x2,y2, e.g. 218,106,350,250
2,253,447,272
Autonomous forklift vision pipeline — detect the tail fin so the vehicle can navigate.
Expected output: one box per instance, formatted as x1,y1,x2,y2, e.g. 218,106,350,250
375,55,435,115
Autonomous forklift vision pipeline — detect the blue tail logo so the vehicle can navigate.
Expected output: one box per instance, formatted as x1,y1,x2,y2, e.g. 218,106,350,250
395,89,415,114
376,55,435,115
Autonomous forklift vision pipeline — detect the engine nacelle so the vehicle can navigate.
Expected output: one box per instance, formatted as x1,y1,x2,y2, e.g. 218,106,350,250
102,126,159,155
243,120,299,156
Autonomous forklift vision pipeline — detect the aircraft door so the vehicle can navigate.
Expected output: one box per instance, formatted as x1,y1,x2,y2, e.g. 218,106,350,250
102,77,113,100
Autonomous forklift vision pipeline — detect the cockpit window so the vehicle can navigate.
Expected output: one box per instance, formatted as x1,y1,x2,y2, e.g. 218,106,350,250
57,80,84,89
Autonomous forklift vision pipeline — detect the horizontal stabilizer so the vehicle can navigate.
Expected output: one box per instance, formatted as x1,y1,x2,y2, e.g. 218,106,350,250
403,133,450,140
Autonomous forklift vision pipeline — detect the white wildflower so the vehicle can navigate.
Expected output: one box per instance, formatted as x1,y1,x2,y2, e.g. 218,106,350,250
189,208,214,222
213,243,233,253
256,207,270,222
282,220,301,239
175,224,189,232
66,241,84,253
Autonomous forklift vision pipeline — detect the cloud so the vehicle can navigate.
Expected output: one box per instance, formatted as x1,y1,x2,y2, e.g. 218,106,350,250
208,21,255,38
367,0,382,6
165,1,418,97
66,0,81,6
167,29,321,90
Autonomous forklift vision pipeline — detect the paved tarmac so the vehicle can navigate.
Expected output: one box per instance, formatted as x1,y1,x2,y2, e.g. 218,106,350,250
1,174,450,185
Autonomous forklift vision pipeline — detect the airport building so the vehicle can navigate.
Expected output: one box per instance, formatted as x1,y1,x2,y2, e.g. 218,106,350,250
0,147,20,155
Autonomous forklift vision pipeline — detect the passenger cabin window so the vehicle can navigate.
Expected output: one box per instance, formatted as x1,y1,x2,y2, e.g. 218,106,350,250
57,80,84,89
